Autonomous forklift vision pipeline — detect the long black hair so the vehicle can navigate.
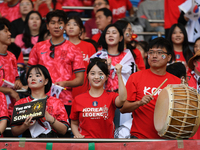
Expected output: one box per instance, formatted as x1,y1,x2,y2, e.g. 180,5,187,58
22,11,45,48
167,23,193,63
114,20,136,59
98,24,124,53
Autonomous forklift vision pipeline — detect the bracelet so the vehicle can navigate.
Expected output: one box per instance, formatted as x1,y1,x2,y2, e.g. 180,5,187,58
51,117,56,125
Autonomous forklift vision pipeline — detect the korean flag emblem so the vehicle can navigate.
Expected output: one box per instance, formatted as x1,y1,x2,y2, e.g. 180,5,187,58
93,101,98,107
176,54,180,59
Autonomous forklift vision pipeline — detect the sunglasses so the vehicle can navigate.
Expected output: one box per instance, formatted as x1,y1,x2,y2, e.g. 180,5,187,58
50,45,55,58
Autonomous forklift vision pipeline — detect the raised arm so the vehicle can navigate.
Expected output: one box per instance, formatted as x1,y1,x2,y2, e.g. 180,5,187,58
114,64,127,107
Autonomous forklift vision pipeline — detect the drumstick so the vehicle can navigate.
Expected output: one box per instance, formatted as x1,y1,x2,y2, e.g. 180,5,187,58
151,78,168,96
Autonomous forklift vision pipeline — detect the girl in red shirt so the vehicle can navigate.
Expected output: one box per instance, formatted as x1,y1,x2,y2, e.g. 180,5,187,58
66,16,96,98
115,20,146,71
70,58,127,138
167,23,193,69
91,24,135,91
11,64,69,137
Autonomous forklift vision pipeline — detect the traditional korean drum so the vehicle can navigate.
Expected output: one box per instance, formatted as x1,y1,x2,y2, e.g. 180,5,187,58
154,84,200,139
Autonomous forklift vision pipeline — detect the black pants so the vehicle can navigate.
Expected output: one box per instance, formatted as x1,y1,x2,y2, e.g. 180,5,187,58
64,105,72,124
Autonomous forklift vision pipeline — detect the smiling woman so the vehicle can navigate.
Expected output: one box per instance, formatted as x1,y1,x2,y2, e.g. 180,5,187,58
92,24,135,92
167,23,193,70
70,57,127,138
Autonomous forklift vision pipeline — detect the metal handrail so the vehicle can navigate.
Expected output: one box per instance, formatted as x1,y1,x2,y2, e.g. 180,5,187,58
61,6,164,23
62,6,94,10
134,32,164,36
0,138,168,143
5,127,72,131
148,19,164,23
80,18,164,23
81,18,91,21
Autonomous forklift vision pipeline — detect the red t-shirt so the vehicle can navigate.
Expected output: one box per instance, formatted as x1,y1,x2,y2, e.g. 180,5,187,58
85,18,100,39
28,39,85,105
92,32,101,43
60,0,83,13
0,2,21,22
108,0,133,19
164,0,185,29
17,52,25,65
174,50,188,70
133,48,146,71
0,51,19,88
70,90,118,138
0,92,9,121
12,96,70,130
106,52,127,91
174,51,186,63
72,41,96,98
34,2,62,18
0,51,19,116
186,70,200,139
187,71,197,89
126,69,181,139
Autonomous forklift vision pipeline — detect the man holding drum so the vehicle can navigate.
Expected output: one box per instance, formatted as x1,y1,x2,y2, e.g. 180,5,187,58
120,37,181,139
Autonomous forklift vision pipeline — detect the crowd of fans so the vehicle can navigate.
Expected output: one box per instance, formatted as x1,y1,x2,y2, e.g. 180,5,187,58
0,0,200,139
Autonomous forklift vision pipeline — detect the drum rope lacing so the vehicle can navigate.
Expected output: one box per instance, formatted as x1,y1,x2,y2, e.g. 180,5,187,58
163,86,199,139
163,134,190,139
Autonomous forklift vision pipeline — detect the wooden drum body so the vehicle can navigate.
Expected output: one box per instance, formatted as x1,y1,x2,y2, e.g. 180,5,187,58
154,84,200,139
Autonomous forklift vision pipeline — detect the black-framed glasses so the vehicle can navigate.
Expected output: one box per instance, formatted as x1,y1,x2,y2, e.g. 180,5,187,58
50,45,55,58
147,50,168,56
